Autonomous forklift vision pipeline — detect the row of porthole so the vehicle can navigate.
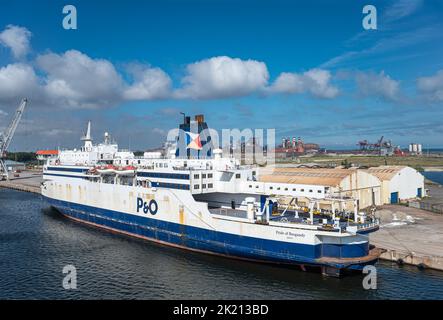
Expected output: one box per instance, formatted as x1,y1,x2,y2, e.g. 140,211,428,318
193,183,214,190
193,173,214,179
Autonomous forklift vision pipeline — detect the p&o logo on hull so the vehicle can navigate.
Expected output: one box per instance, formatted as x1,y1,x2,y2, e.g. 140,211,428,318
137,197,158,215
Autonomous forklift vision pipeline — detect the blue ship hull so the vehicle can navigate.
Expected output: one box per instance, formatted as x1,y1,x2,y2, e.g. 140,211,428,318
44,196,379,276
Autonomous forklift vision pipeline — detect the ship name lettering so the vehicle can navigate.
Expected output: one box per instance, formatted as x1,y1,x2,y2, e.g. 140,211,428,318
276,230,305,237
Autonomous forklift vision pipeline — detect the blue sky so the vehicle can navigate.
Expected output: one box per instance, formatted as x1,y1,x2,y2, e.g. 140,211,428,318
1,0,443,151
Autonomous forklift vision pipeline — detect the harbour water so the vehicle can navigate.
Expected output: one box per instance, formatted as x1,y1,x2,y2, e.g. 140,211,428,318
423,171,443,185
1,188,443,300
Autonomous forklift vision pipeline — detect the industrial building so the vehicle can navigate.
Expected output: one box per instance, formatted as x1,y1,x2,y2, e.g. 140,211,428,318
4,160,26,172
409,143,423,155
365,166,425,204
256,167,382,210
250,165,424,209
36,150,59,161
274,137,320,159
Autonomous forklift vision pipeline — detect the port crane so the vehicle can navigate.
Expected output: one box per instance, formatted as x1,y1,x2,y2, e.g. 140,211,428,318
357,136,392,151
0,98,28,181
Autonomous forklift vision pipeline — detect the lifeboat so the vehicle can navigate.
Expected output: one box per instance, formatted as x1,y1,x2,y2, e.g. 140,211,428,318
115,165,136,176
87,167,99,175
96,164,117,175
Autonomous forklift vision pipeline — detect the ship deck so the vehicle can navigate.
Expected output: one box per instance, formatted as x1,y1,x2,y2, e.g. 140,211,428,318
209,208,248,219
209,207,326,225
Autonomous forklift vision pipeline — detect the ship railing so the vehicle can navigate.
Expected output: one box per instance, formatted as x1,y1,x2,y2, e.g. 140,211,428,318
345,218,380,234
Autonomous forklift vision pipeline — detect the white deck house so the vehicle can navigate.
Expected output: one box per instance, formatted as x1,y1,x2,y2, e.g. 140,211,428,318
364,166,425,204
248,167,382,210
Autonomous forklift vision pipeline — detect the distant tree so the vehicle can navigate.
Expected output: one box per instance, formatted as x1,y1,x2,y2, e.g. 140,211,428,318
5,152,37,163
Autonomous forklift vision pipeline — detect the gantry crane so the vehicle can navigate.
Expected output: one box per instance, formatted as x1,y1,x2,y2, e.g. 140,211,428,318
0,98,28,180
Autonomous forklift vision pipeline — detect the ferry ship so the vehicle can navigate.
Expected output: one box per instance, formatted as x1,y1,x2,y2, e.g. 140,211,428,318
41,115,381,277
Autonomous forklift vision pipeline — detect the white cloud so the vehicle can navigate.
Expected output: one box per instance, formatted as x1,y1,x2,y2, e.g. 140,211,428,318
417,69,443,101
0,109,7,116
0,63,39,101
270,69,339,98
0,25,32,59
123,64,172,100
41,128,76,137
37,50,123,108
384,0,423,23
1,47,342,111
175,56,269,99
355,71,400,101
151,127,167,136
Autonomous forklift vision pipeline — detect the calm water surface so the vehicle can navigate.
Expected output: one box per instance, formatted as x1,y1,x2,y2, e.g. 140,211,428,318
1,188,443,300
423,171,443,185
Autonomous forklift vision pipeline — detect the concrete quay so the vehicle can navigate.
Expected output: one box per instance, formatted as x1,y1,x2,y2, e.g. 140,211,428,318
0,170,42,194
371,204,443,271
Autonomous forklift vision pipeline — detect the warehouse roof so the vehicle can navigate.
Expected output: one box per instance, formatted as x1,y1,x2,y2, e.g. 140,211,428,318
365,166,407,181
258,167,355,186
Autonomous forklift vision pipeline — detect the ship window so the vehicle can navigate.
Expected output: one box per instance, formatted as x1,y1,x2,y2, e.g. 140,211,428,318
194,174,199,179
256,185,259,188
194,184,199,189
285,188,288,191
277,187,281,190
249,185,252,188
292,188,296,191
138,160,141,164
236,173,241,179
318,190,322,193
270,186,273,190
202,174,206,178
208,183,213,188
202,184,207,189
301,189,305,192
208,173,213,178
309,189,313,193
